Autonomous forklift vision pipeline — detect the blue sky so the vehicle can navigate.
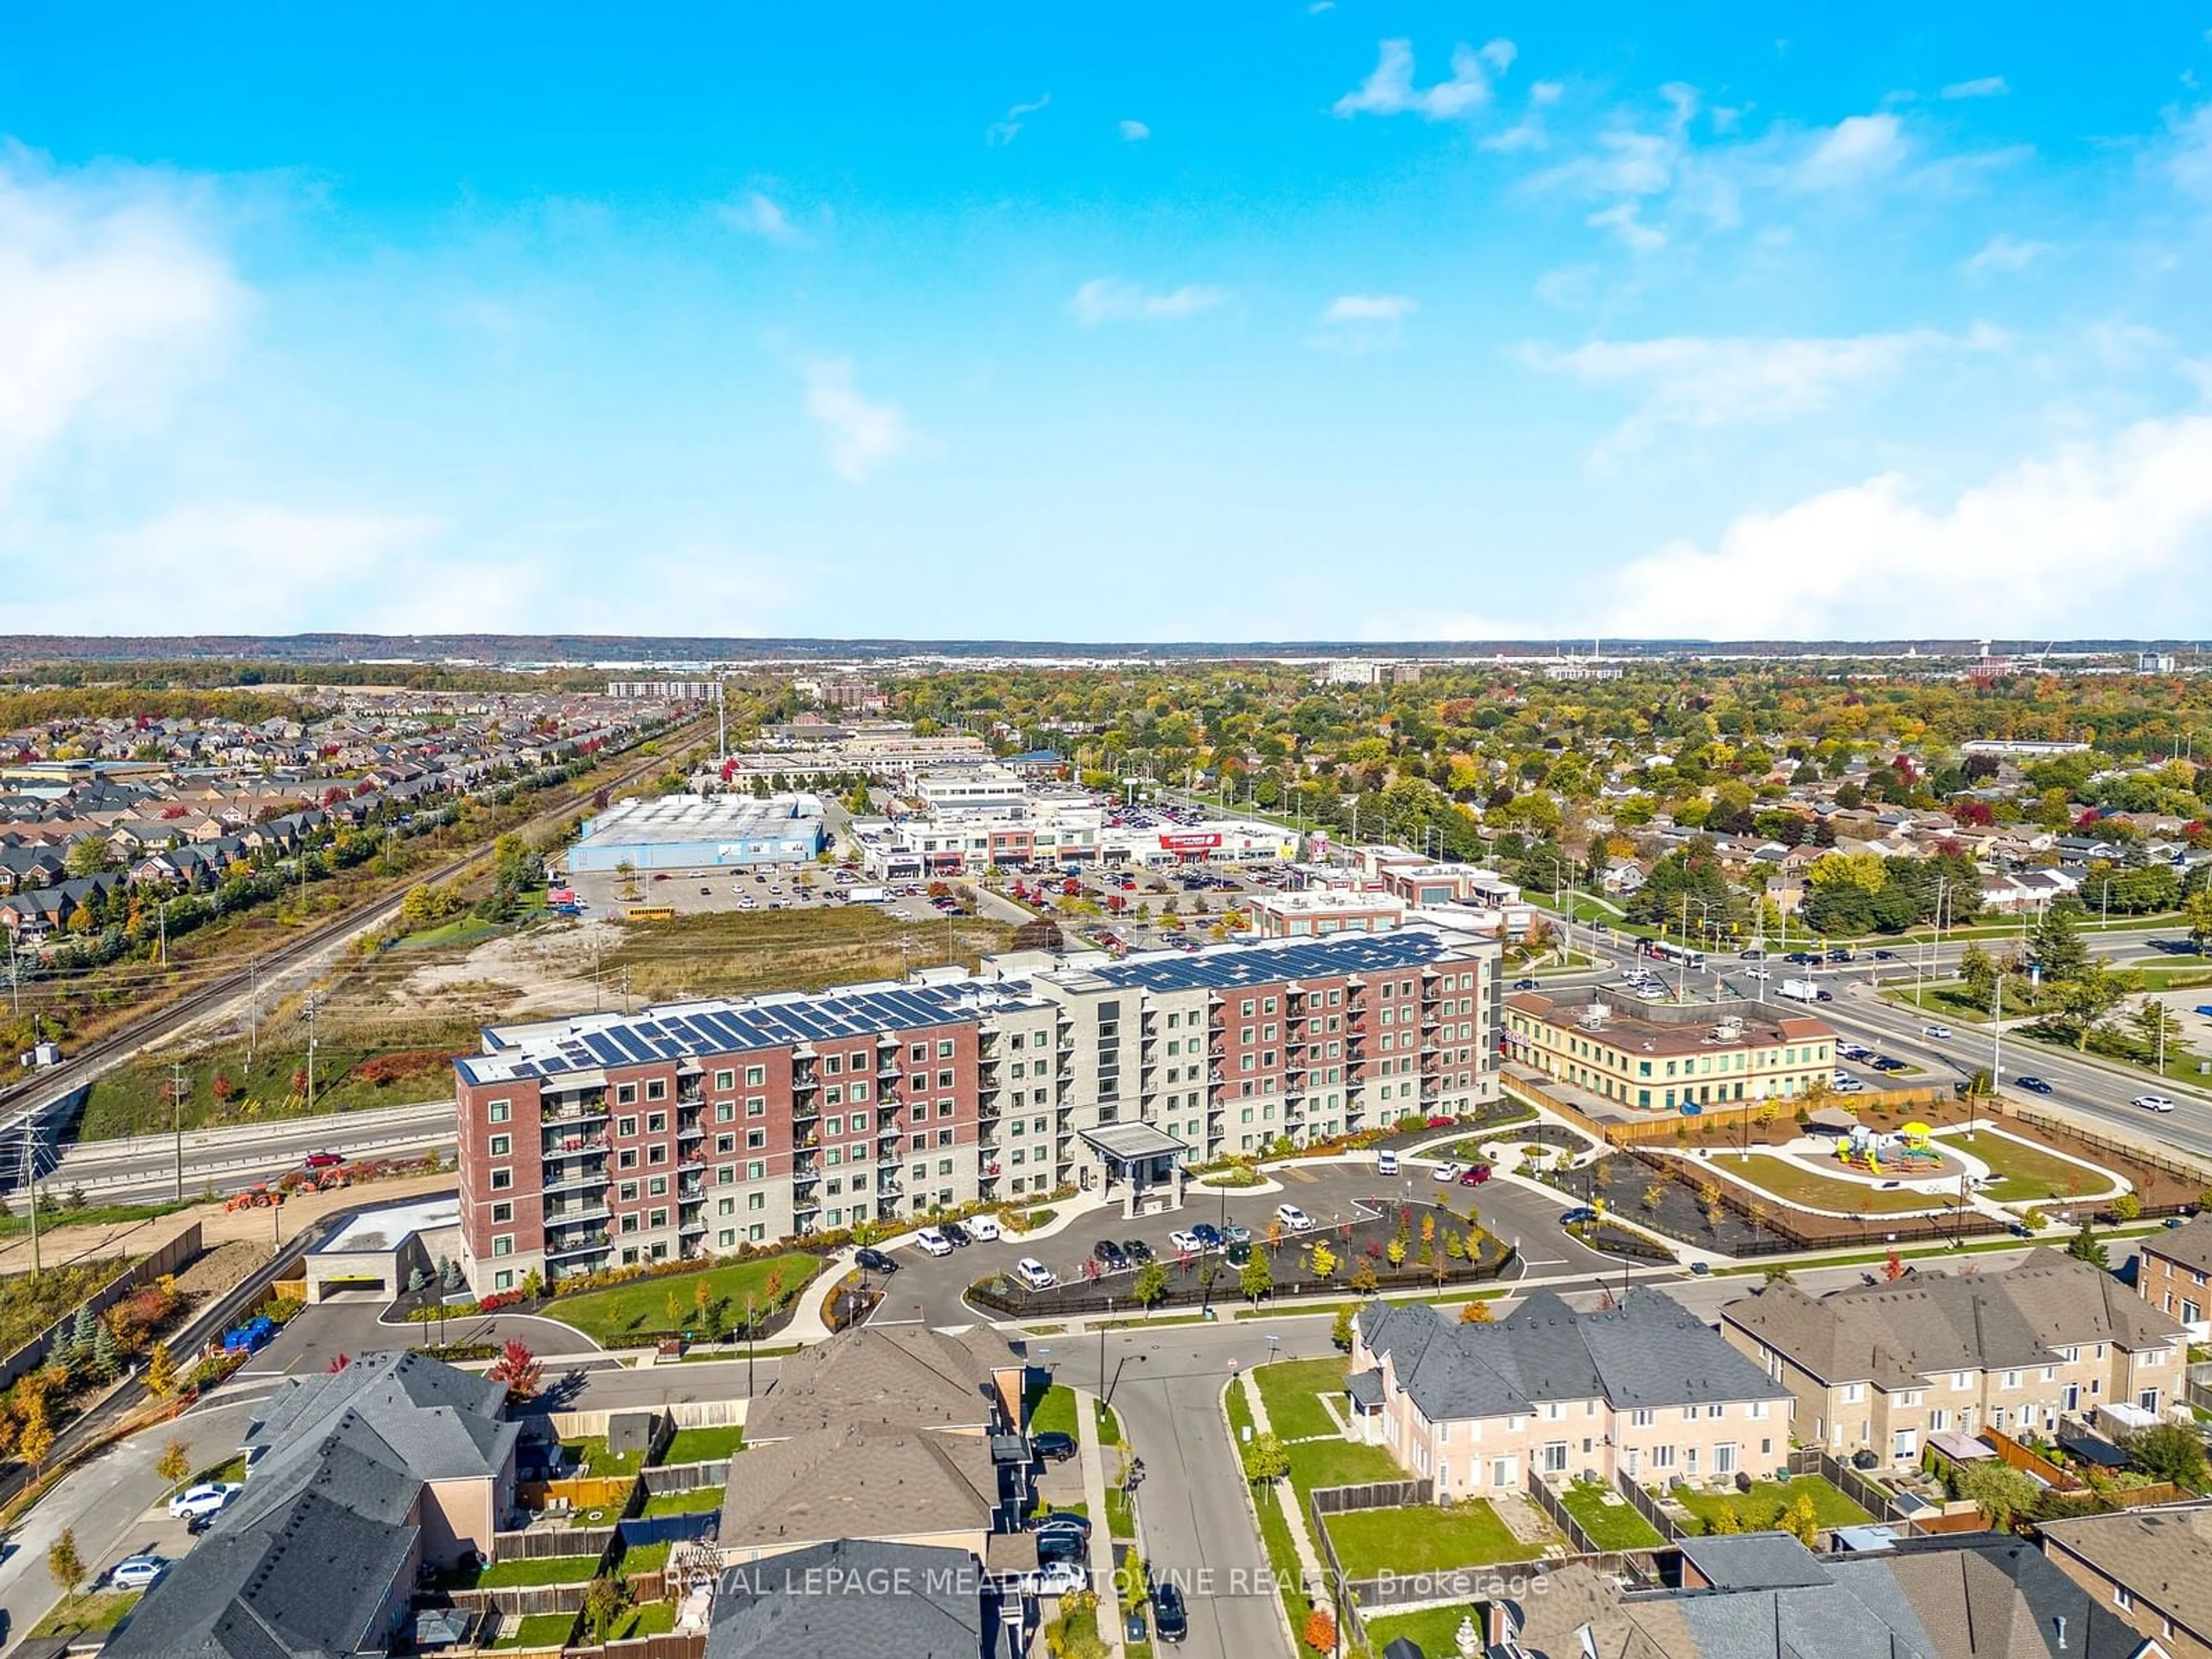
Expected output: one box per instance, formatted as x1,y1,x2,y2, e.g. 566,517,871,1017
5,3,2211,641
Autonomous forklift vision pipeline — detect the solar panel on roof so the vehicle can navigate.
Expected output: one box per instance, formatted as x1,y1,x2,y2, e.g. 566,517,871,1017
613,1029,655,1062
584,1033,626,1065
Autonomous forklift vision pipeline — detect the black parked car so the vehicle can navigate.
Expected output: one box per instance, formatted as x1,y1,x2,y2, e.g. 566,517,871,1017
941,1222,973,1248
1032,1431,1078,1464
1123,1238,1155,1265
1093,1239,1131,1271
1152,1581,1188,1643
853,1247,897,1275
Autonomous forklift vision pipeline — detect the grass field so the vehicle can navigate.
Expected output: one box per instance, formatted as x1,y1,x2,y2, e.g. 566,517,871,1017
1324,1500,1546,1579
493,1612,579,1649
1029,1383,1080,1439
662,1425,746,1464
560,1437,646,1480
610,1601,678,1639
1558,1479,1666,1551
1365,1606,1484,1657
604,906,1013,1003
620,1541,671,1576
1671,1476,1872,1537
1933,1127,2112,1203
1096,1397,1122,1445
472,1555,601,1588
1725,1154,1961,1215
641,1484,725,1517
549,1255,821,1344
1284,1437,1406,1501
29,1590,143,1641
0,1257,130,1353
1253,1357,1349,1441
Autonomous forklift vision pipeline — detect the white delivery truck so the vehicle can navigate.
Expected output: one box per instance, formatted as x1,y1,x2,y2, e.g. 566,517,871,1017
848,885,889,903
1777,979,1821,1003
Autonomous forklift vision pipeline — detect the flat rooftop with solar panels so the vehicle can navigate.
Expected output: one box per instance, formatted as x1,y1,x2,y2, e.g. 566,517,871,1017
1044,926,1487,994
456,981,1055,1085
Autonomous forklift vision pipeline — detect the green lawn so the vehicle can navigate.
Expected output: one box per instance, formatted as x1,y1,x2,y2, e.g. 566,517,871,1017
1365,1606,1486,1658
492,1612,579,1650
1671,1476,1872,1537
1095,1397,1123,1446
560,1437,646,1479
610,1601,678,1639
663,1425,746,1464
1558,1479,1665,1551
1728,1153,1961,1215
1106,1486,1136,1540
1285,1437,1406,1501
549,1255,821,1344
1325,1500,1547,1579
474,1555,601,1588
29,1590,143,1641
642,1484,725,1517
1933,1127,2112,1203
1253,1356,1349,1441
620,1541,672,1577
1029,1383,1080,1438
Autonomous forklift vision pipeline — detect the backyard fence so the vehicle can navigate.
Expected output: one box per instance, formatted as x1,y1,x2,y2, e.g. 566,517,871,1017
492,1524,620,1561
445,1581,593,1619
1785,1446,1916,1520
1341,1549,1665,1614
642,1461,724,1495
1609,1468,1685,1542
2187,1362,2212,1415
601,1635,704,1659
616,1510,721,1550
1309,1479,1431,1514
1524,1474,1601,1555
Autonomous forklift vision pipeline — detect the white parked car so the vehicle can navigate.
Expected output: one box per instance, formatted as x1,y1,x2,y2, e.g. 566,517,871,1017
2133,1094,2177,1113
1022,1559,1089,1597
109,1555,169,1590
914,1228,953,1257
1275,1203,1314,1232
1167,1229,1203,1255
965,1214,1002,1242
1375,1149,1399,1176
168,1482,244,1520
1431,1161,1462,1183
1014,1257,1057,1290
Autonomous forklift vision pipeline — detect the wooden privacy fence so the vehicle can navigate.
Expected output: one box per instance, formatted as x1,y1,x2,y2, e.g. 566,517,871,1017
1786,1446,1915,1521
602,1635,706,1659
1309,1479,1431,1514
492,1525,619,1561
1524,1474,1600,1555
642,1461,724,1495
445,1581,593,1618
518,1475,637,1511
1610,1469,1684,1542
1979,1427,2083,1493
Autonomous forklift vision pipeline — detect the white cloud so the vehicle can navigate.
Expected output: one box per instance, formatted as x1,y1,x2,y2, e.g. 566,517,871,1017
987,93,1051,146
0,149,244,508
1521,327,1999,453
721,191,805,245
1308,1,1334,11
1068,278,1228,326
1119,119,1151,142
1792,113,1907,190
1597,414,2212,637
1533,264,1599,309
1941,76,2009,99
1322,294,1419,325
1964,233,2050,274
1333,39,1510,120
1530,81,1565,108
798,358,912,481
1586,200,1665,252
2167,104,2212,195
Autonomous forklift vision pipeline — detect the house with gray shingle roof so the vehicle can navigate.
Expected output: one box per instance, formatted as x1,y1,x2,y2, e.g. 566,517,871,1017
708,1537,1008,1659
1718,1251,2186,1470
1350,1288,1793,1503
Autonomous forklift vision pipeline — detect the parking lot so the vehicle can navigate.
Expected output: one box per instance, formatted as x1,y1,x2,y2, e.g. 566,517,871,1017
869,1156,1623,1325
565,858,880,919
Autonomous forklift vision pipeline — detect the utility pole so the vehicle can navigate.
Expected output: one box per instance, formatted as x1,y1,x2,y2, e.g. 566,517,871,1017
157,900,166,968
172,1060,188,1202
305,993,320,1114
246,957,259,1075
22,1122,39,1278
621,968,633,1017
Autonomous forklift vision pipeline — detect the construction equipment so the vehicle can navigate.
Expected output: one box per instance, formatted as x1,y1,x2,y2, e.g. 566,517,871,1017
224,1183,286,1212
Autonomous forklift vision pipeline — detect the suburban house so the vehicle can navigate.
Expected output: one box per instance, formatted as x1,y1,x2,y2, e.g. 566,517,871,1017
707,1538,1009,1659
2039,1505,2212,1658
108,1351,521,1659
719,1325,1031,1563
1349,1289,1794,1499
1718,1252,2187,1468
2136,1213,2212,1340
1491,1530,2171,1659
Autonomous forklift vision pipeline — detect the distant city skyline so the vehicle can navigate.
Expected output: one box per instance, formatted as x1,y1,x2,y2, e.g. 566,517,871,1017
4,4,2210,638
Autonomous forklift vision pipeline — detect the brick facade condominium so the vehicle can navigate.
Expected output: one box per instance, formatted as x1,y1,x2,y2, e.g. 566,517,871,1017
453,925,1500,1292
1503,989,1838,1115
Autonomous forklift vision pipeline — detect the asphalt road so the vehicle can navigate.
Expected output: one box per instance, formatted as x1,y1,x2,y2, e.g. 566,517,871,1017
868,1160,1616,1327
51,1100,454,1202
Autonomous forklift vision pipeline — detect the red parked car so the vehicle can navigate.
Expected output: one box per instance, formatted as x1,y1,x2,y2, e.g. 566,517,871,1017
1459,1164,1491,1187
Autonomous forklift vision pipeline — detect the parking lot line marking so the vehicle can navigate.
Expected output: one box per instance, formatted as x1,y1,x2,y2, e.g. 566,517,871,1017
1520,1257,1568,1267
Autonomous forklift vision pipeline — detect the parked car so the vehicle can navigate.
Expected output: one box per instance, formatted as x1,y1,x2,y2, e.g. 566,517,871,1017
1559,1206,1599,1226
1275,1203,1313,1232
1459,1164,1491,1186
1222,1222,1251,1245
940,1222,974,1248
1016,1257,1058,1290
1376,1149,1399,1176
2133,1093,2177,1113
109,1556,169,1591
1167,1229,1203,1255
2013,1075,2053,1094
1031,1508,1092,1539
1152,1580,1189,1643
1021,1560,1089,1597
853,1247,897,1275
1431,1161,1463,1183
1093,1239,1130,1271
1190,1222,1224,1251
1032,1431,1078,1464
1225,1241,1252,1266
915,1228,953,1257
168,1481,244,1520
1122,1238,1154,1265
967,1214,1003,1242
1870,1055,1907,1073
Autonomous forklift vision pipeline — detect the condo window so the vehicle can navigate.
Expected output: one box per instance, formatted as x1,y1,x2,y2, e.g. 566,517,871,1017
490,1168,512,1191
746,1066,766,1087
487,1100,510,1123
616,1083,638,1105
714,1070,734,1091
645,1078,666,1101
488,1135,510,1157
491,1202,513,1224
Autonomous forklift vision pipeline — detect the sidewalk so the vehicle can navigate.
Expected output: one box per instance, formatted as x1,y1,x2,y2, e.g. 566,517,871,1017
1073,1385,1123,1659
1240,1369,1325,1592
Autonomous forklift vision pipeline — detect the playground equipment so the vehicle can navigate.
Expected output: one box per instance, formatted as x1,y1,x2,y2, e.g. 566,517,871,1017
1835,1121,1944,1175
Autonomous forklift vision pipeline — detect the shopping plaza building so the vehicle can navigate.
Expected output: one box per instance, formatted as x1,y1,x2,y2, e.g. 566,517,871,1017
452,925,1501,1293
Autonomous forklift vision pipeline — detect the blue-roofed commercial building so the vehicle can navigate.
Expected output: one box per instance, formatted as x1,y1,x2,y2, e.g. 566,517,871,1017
563,791,827,872
453,923,1501,1293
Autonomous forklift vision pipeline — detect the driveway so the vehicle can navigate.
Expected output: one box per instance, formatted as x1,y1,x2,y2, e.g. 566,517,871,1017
238,1294,603,1380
